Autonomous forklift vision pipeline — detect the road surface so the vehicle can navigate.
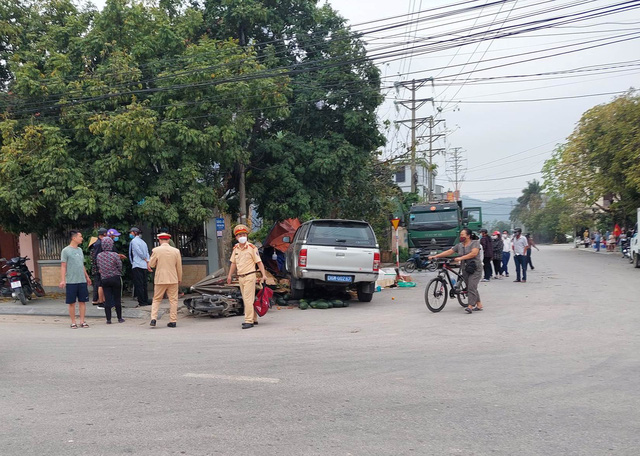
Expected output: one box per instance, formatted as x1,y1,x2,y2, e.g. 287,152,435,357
1,245,638,455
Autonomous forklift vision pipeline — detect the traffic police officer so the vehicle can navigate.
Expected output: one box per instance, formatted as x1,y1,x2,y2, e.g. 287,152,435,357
226,224,267,329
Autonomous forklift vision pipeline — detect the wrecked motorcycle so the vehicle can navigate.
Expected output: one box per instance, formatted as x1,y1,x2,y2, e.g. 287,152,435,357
183,269,244,318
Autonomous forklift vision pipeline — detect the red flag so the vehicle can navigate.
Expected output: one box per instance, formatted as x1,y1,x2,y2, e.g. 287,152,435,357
613,224,621,236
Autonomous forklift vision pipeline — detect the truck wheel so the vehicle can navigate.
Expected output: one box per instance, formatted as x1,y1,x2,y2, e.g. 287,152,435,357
290,278,305,300
635,253,640,269
357,282,374,302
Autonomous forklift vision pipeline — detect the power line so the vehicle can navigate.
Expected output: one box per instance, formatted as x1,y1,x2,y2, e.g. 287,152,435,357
465,171,542,182
6,0,639,114
438,89,630,104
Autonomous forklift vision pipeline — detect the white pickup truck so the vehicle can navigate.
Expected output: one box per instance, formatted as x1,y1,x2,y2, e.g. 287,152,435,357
284,219,380,302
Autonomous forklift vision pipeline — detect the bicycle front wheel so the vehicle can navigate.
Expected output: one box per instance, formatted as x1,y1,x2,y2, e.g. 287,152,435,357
456,276,469,307
425,277,448,312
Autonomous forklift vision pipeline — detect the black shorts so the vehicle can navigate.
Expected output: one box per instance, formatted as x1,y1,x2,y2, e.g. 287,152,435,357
66,283,90,304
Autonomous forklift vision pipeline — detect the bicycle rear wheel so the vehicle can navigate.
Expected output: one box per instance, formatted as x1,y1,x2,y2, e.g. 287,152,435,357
456,276,469,307
424,277,448,312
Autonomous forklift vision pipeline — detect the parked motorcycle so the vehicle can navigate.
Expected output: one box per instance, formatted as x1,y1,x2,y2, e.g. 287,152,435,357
621,239,631,261
0,257,45,305
403,249,438,273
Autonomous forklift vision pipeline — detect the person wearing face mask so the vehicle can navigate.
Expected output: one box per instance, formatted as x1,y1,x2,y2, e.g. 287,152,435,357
148,232,182,327
501,230,512,278
128,227,150,307
227,224,268,329
96,236,124,324
106,229,128,260
429,228,483,313
491,231,503,279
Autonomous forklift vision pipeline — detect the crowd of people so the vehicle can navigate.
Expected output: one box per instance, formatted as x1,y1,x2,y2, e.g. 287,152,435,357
60,227,183,329
581,226,634,252
59,224,265,330
429,227,538,314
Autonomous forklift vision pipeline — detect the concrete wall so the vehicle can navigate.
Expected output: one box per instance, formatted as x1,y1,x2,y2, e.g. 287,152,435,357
39,261,62,288
180,258,208,287
19,233,38,274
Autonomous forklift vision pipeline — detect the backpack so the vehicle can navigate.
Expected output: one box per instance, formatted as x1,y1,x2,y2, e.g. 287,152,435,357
254,286,274,317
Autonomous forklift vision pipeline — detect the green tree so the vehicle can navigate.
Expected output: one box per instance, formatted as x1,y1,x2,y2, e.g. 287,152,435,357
542,91,640,226
201,0,389,223
0,0,289,234
510,180,543,227
1,0,390,238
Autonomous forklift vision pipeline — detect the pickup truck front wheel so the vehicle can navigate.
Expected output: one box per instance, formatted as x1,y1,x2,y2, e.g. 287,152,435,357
357,282,375,302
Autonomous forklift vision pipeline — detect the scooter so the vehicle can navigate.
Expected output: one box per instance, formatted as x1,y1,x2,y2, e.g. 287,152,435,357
0,257,46,305
403,249,438,273
621,239,631,261
0,269,11,297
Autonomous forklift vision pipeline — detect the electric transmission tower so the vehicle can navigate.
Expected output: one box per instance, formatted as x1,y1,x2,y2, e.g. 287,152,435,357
446,147,466,199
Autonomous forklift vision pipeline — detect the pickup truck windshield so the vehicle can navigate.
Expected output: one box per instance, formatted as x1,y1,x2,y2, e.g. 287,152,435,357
307,222,376,247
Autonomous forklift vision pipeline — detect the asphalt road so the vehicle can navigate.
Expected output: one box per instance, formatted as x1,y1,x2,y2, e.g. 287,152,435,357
1,245,639,456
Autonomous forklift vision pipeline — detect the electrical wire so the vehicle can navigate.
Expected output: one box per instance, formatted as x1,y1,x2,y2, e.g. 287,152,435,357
5,0,637,111
437,89,630,103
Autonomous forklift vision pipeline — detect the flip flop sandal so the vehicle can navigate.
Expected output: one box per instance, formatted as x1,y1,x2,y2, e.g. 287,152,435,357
80,322,89,328
465,307,473,314
70,324,78,329
473,306,483,311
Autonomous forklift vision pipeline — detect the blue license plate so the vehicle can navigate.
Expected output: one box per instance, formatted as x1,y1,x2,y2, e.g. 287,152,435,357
326,275,353,283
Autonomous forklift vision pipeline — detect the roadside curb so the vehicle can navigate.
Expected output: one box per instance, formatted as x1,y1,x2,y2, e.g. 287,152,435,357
0,305,150,319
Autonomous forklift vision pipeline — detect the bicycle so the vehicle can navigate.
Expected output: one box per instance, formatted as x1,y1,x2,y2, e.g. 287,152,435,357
424,259,469,312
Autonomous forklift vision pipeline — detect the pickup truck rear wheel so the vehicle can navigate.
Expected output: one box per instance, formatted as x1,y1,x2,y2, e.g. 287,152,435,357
357,282,374,302
290,278,305,299
634,252,640,268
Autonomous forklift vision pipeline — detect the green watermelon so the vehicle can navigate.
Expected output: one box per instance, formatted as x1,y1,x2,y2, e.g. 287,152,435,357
299,302,309,310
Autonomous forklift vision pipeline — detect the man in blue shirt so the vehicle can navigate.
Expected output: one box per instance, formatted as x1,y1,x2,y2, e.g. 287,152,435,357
129,227,150,307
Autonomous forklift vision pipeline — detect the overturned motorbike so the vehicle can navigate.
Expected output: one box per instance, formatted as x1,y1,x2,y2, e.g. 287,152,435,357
183,269,244,318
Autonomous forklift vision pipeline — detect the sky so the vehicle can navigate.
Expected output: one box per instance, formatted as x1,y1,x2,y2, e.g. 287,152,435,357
326,0,640,200
90,0,640,200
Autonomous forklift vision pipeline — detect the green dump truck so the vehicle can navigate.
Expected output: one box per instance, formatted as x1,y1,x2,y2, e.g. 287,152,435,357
407,201,483,254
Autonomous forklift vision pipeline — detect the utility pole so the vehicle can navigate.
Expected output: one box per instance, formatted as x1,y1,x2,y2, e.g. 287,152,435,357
238,163,247,224
421,116,445,201
446,147,466,198
394,77,434,194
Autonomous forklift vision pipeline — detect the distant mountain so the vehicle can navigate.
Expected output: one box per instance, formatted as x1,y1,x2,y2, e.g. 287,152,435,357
461,195,517,223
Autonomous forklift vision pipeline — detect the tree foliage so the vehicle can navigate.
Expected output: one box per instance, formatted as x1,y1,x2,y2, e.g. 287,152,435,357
542,91,640,226
200,0,390,224
0,0,391,236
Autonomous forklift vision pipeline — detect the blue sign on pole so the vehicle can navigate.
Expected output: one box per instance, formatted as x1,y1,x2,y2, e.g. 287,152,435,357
215,217,225,238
